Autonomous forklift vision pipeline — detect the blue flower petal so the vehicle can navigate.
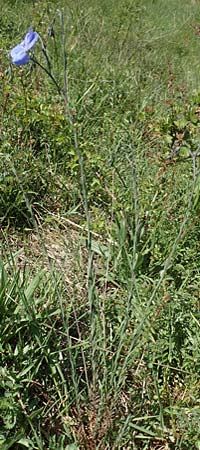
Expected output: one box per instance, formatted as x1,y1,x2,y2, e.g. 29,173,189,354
10,27,38,66
23,27,39,51
10,44,30,65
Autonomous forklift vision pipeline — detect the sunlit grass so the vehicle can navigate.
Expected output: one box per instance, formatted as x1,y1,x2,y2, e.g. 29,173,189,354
0,0,200,448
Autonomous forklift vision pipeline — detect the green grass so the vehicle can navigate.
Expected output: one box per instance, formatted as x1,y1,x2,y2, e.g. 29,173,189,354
0,0,200,448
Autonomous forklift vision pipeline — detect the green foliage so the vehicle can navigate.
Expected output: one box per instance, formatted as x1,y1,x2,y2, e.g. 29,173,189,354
0,0,200,448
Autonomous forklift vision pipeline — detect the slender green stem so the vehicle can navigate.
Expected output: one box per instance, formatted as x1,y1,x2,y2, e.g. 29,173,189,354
59,10,91,251
31,43,91,251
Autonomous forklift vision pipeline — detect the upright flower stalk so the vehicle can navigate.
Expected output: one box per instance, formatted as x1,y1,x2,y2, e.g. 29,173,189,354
10,17,91,252
10,20,93,393
59,11,91,252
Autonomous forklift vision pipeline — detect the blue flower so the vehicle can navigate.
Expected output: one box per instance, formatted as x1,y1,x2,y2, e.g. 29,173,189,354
10,27,38,65
10,44,30,65
23,28,39,51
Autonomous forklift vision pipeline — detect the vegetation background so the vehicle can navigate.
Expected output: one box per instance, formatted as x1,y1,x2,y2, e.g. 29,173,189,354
0,0,200,448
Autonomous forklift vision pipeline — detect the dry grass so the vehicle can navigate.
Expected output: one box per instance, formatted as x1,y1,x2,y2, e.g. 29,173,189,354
1,222,87,289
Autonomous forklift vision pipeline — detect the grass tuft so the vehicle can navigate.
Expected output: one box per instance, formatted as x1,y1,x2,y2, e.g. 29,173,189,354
1,0,200,448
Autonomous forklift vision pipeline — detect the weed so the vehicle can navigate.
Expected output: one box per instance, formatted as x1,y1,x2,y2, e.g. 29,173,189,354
0,0,200,448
